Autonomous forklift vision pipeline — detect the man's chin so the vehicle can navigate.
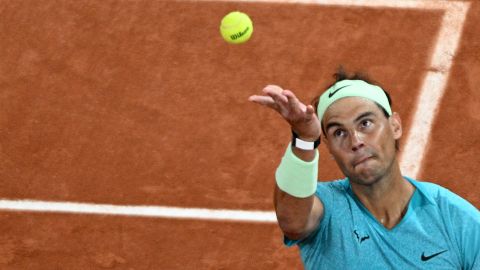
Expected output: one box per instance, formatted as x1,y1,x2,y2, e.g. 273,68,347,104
348,168,382,186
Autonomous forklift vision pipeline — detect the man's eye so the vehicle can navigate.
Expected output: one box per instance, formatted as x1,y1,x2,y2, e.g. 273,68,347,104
333,129,345,137
361,120,372,127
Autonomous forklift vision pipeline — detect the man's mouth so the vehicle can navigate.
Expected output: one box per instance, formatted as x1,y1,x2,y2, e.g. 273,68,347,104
353,156,372,168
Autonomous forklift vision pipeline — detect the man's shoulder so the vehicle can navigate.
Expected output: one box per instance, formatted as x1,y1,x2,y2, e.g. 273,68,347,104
409,178,446,198
409,177,479,219
317,178,349,192
411,178,467,202
314,178,351,206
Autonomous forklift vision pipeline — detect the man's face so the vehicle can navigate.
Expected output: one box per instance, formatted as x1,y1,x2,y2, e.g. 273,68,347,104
322,97,402,185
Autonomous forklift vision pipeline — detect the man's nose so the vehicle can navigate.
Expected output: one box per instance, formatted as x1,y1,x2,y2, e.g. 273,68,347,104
350,131,365,152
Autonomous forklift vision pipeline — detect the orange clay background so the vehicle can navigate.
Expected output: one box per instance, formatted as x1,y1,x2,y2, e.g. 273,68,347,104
0,0,479,269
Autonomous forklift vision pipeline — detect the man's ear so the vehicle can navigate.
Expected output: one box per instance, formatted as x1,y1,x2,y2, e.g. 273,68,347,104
389,112,402,140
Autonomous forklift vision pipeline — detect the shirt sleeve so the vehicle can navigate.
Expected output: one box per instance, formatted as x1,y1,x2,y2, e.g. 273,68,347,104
457,201,480,270
283,181,336,247
440,188,480,270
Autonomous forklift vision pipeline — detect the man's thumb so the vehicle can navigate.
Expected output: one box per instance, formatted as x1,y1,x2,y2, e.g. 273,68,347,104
305,105,316,119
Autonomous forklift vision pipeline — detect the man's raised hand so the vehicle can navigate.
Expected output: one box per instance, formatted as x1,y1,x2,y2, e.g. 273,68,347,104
248,85,321,142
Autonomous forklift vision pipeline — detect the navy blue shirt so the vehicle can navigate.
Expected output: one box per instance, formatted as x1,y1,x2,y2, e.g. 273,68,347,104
285,177,480,269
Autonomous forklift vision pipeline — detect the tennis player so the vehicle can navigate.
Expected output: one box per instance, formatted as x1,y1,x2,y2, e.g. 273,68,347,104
249,70,480,269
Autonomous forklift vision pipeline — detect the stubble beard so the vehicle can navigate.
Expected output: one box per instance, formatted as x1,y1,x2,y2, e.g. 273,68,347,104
347,153,396,187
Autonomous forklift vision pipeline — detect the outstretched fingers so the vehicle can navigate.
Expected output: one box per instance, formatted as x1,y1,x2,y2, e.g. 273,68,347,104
283,89,307,115
248,95,274,105
249,85,318,123
263,85,288,106
305,105,317,121
249,95,281,110
250,85,321,140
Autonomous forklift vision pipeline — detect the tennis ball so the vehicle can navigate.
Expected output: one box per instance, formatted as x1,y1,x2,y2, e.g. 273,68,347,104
219,11,253,44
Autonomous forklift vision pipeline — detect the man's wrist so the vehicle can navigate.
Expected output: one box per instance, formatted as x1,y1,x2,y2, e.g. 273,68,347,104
291,130,320,150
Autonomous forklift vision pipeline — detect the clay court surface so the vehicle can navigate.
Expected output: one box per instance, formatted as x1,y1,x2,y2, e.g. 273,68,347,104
0,0,479,269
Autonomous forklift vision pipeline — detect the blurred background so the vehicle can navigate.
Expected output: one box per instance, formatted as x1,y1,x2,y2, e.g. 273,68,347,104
0,0,478,268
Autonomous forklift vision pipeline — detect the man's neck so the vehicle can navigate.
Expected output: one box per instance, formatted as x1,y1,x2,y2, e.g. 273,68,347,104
350,164,415,229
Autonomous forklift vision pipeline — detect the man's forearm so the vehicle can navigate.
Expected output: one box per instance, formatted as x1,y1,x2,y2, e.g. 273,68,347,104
274,146,322,239
274,185,316,239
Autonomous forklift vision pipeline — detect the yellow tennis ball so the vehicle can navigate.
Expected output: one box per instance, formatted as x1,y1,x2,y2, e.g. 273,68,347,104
219,11,253,44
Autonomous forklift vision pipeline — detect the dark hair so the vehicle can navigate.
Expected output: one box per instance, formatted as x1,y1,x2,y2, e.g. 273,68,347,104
312,67,399,151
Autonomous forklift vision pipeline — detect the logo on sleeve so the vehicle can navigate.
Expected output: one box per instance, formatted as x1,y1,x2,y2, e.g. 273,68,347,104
421,250,448,261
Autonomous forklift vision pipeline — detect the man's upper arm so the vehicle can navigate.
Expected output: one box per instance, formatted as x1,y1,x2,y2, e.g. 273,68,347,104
284,182,334,243
304,196,324,235
299,181,338,241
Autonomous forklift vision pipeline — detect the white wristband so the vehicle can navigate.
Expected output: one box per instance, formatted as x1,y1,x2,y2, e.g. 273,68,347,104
294,138,315,150
291,130,320,150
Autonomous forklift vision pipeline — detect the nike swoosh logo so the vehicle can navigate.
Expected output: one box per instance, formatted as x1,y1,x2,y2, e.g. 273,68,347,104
421,250,448,261
328,85,350,98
